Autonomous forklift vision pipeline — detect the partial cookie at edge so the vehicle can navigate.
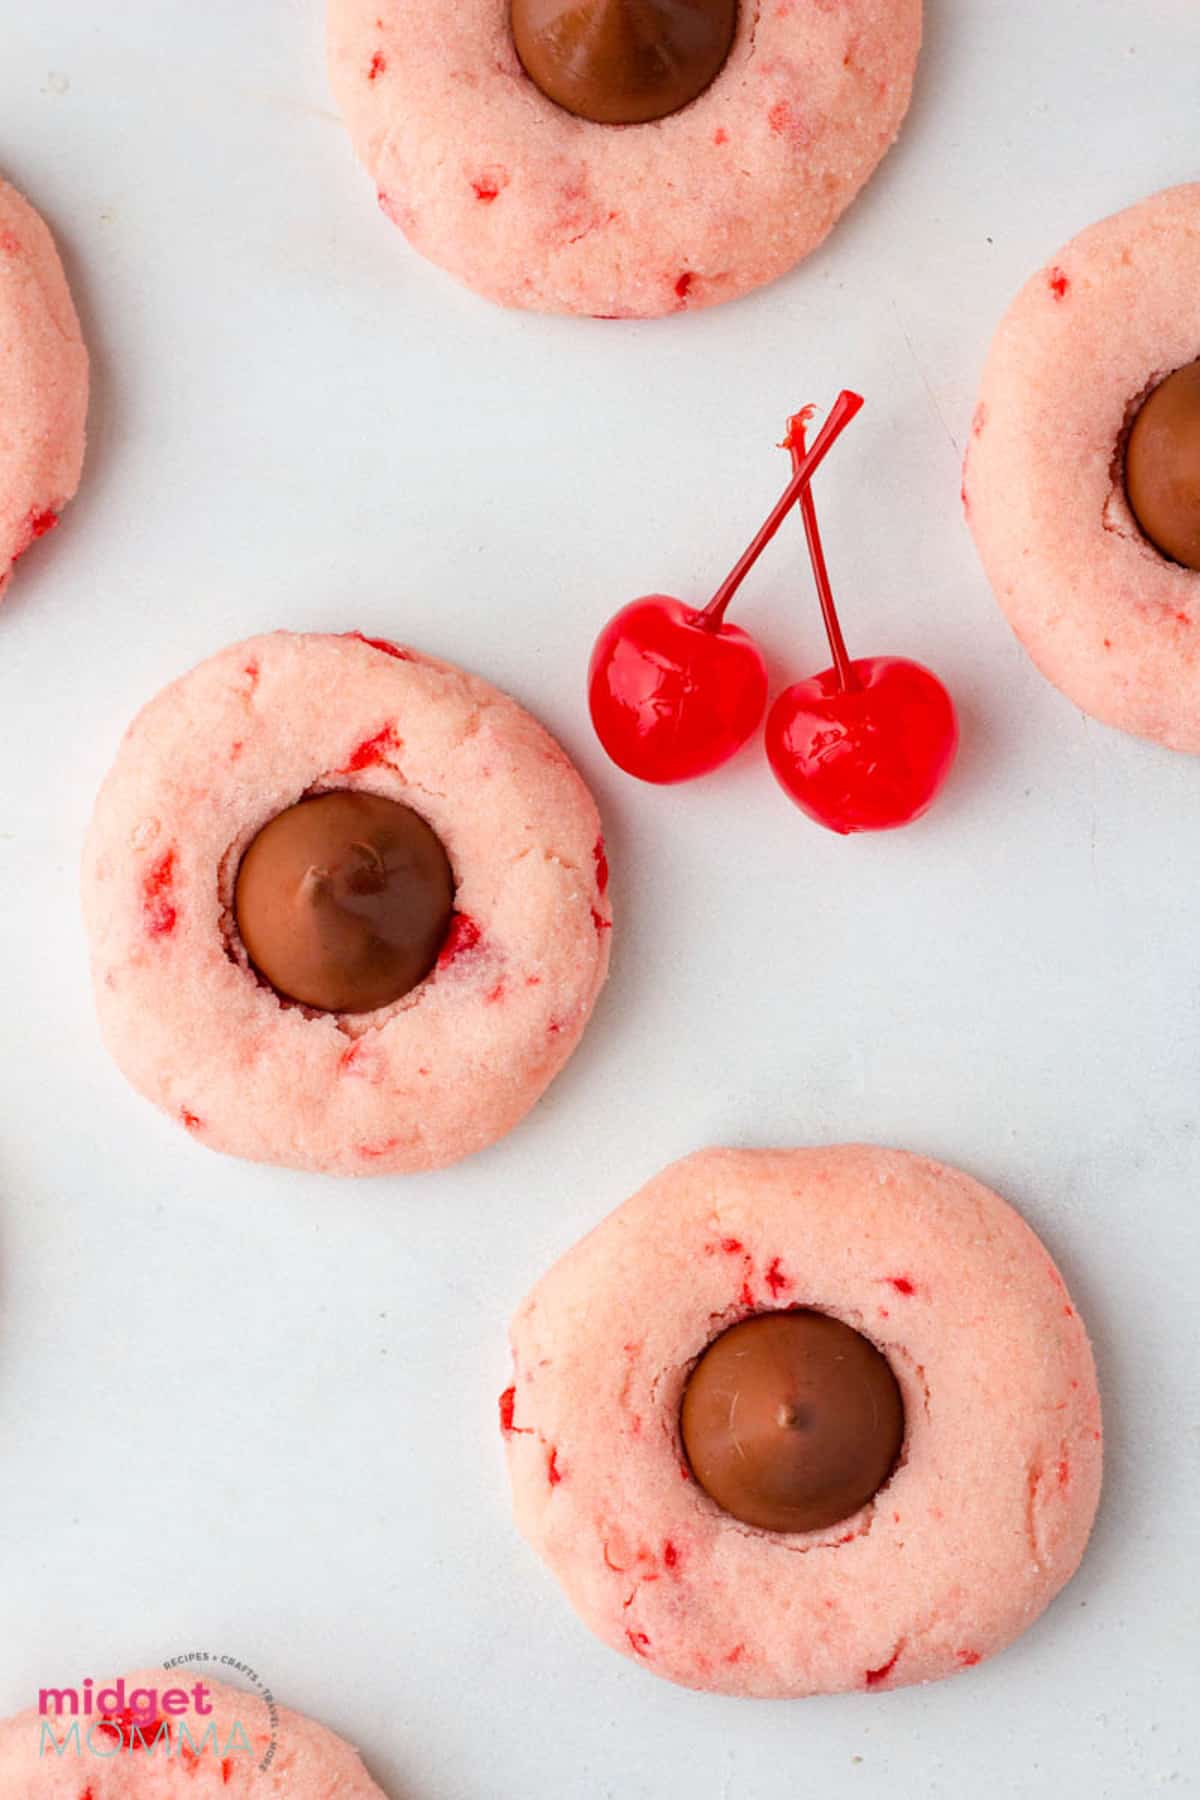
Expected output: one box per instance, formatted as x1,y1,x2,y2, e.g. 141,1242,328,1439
328,0,922,317
0,1670,388,1795
0,178,88,602
964,183,1200,750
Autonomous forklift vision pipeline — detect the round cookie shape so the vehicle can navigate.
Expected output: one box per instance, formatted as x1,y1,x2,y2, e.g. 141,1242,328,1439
501,1146,1102,1698
0,1669,388,1794
327,0,922,318
964,183,1200,751
82,630,612,1176
0,178,88,602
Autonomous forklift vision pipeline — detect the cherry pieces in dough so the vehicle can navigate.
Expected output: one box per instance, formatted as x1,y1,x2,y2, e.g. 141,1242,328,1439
0,1670,389,1795
502,1145,1102,1697
965,182,1200,751
328,0,922,317
83,630,612,1176
0,177,87,602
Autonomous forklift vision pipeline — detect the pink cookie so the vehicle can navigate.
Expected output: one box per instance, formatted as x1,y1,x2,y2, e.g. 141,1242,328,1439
327,0,921,317
0,1669,387,1794
502,1145,1102,1697
83,630,612,1176
964,183,1200,750
0,177,88,601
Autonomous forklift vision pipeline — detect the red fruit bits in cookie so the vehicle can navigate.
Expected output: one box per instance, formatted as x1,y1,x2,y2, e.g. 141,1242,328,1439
142,849,178,938
501,1146,1101,1697
329,0,920,317
764,1257,791,1296
865,1647,901,1687
0,179,87,604
340,723,401,773
83,631,611,1175
438,912,482,967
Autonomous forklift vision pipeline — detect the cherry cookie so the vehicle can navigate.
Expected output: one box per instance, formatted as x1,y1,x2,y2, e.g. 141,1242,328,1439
0,177,88,602
965,183,1200,750
0,1670,388,1794
83,631,612,1176
502,1146,1101,1697
327,0,922,317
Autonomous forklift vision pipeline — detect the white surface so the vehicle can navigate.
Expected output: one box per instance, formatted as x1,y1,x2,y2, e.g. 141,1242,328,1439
0,3,1197,1796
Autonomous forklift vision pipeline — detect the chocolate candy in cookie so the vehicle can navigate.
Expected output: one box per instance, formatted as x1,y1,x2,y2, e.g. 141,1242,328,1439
235,791,455,1014
965,184,1200,751
329,0,922,317
502,1146,1102,1698
511,0,738,127
83,631,612,1177
681,1310,904,1533
1125,359,1200,571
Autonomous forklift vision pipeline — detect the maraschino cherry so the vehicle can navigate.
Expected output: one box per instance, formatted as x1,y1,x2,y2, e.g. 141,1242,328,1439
589,391,864,784
765,410,958,833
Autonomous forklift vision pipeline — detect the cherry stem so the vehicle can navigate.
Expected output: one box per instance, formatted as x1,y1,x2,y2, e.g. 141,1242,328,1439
787,411,858,693
702,389,864,629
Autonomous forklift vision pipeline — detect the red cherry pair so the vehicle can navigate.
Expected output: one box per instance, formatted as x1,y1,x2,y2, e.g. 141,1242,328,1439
587,394,958,834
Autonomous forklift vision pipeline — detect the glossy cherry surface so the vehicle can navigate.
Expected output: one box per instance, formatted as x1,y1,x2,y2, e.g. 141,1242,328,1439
589,595,767,782
766,655,959,834
588,392,864,784
765,410,958,833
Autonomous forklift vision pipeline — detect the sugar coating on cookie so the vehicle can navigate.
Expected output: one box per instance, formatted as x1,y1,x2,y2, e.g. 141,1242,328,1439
327,0,921,317
502,1146,1101,1697
965,183,1200,750
0,178,88,601
83,631,612,1176
0,1669,388,1794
